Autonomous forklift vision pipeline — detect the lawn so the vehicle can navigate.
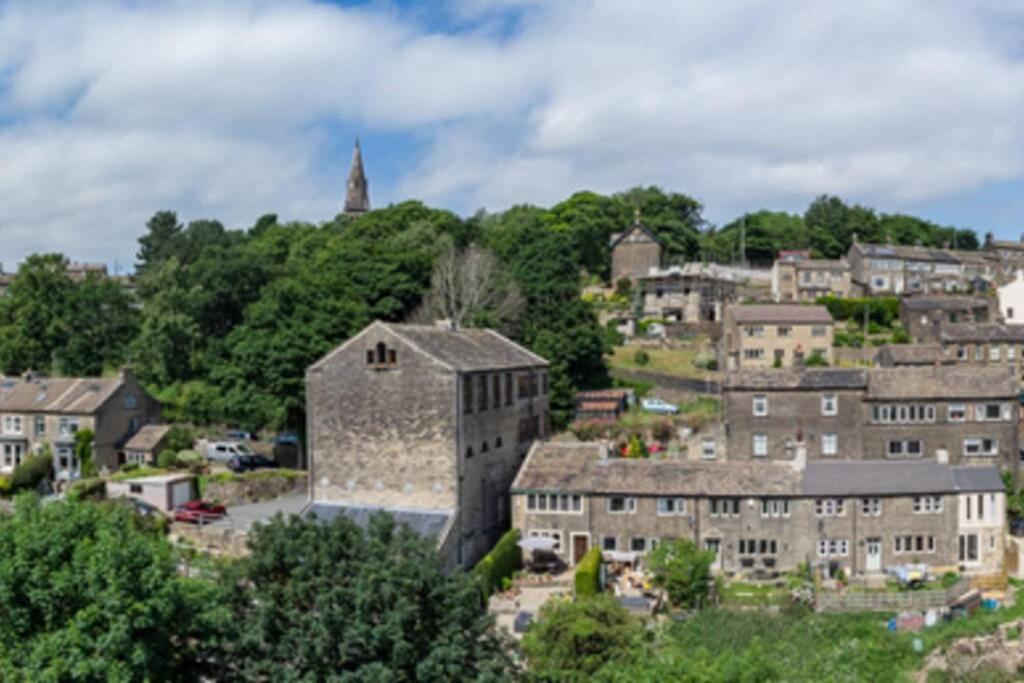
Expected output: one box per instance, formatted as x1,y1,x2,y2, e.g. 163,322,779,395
719,581,788,608
607,343,718,381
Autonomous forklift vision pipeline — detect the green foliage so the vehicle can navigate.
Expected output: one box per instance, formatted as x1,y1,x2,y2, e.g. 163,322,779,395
632,348,650,366
834,331,865,348
941,572,961,589
0,475,10,497
474,528,522,597
222,511,514,680
651,419,674,443
614,278,632,299
74,428,96,477
891,327,911,344
10,453,53,492
66,477,105,502
772,355,783,368
164,425,195,452
0,496,226,680
176,449,204,467
817,295,900,327
110,466,169,481
624,434,650,459
522,595,638,680
157,450,180,469
647,538,715,609
574,547,603,597
804,349,829,367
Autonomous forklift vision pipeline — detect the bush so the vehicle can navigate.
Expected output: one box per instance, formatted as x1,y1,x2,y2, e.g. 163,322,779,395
176,450,204,467
11,453,54,492
120,462,140,473
164,425,195,453
473,528,522,597
804,350,829,367
624,434,649,459
67,477,105,502
633,349,650,366
157,450,180,469
0,475,11,497
647,538,715,609
941,572,961,589
574,547,602,597
651,419,674,444
570,420,606,441
891,327,911,344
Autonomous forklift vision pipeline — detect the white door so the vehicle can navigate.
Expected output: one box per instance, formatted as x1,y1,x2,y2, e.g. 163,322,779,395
704,539,722,570
170,481,193,510
866,538,881,572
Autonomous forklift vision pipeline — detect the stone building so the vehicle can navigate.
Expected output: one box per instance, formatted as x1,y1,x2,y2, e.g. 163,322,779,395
610,214,665,284
722,366,1019,473
997,270,1024,324
874,344,954,368
771,258,852,302
343,138,370,217
848,241,968,295
0,368,161,481
638,266,737,322
511,441,1005,576
306,320,550,569
937,323,1024,384
721,304,834,370
899,295,991,343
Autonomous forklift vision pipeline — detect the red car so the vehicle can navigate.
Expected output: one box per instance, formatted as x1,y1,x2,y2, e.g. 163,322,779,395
173,500,227,524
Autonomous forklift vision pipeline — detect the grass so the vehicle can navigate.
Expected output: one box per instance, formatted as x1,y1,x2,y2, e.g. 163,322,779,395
719,581,788,608
109,466,172,481
607,343,718,381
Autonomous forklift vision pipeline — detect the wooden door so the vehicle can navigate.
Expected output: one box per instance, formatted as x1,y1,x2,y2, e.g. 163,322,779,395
572,535,589,565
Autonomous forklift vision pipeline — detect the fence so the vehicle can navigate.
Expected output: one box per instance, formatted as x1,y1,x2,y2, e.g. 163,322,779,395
815,578,972,613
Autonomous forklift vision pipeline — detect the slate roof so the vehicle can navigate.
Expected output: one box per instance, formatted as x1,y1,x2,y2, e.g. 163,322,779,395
511,442,800,497
0,376,124,414
388,324,548,371
124,424,171,451
609,221,664,249
901,296,989,312
874,344,953,366
793,259,848,270
724,368,867,391
306,502,453,540
866,366,1017,399
803,461,1002,496
728,304,833,325
939,323,1024,344
855,243,960,263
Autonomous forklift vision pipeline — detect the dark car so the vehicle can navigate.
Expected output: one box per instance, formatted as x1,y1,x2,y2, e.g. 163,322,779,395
226,454,280,474
173,500,227,524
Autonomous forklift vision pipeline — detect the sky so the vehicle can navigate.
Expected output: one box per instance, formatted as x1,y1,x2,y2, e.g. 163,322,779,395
2,0,1024,271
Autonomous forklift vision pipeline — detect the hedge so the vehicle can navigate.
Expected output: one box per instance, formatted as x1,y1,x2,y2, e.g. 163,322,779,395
11,453,54,492
474,529,522,597
574,547,603,598
816,295,900,327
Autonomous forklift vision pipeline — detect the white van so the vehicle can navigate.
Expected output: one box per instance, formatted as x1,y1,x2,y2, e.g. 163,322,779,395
205,441,254,463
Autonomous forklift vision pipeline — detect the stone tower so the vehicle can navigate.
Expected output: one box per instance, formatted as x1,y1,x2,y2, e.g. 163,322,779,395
344,137,370,216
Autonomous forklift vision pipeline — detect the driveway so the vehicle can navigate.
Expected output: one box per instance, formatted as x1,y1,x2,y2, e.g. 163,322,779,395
207,494,309,532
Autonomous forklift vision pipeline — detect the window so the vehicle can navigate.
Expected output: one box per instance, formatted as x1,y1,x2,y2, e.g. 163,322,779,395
811,326,827,337
2,415,22,435
887,440,922,458
630,537,648,552
1010,346,1018,361
959,534,979,563
33,416,45,436
123,393,137,410
872,403,936,424
990,345,1002,361
821,393,838,416
912,496,943,514
492,375,501,408
957,345,967,360
526,494,582,514
709,498,741,518
129,483,143,494
478,375,488,412
752,395,768,417
463,376,473,414
744,326,765,338
608,496,636,514
822,433,838,456
777,326,791,337
602,536,617,551
504,372,513,405
752,433,768,457
466,446,474,459
701,439,716,460
815,498,845,517
975,345,985,361
818,539,849,557
481,440,489,454
949,403,966,421
527,530,562,553
896,535,936,554
861,498,882,516
743,348,765,360
656,497,687,516
760,499,790,518
978,403,1004,421
739,539,778,555
964,438,998,457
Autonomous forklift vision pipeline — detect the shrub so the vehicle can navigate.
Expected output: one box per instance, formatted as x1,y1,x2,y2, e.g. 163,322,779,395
67,477,105,502
624,434,649,459
941,572,961,589
574,547,602,597
614,277,633,299
0,475,11,497
804,350,829,367
11,453,54,492
120,462,140,473
647,538,715,609
521,595,637,678
157,450,180,469
633,349,650,366
570,420,605,441
473,528,522,597
165,425,196,453
74,429,97,477
891,327,911,344
651,419,674,444
176,450,205,468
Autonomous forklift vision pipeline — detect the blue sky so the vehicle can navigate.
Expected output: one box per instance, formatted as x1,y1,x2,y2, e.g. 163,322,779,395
1,0,1024,270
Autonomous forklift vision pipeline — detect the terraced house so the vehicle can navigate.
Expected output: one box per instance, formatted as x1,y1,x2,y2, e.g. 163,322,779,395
722,366,1018,473
512,442,1005,577
0,368,161,482
721,304,834,370
306,320,550,569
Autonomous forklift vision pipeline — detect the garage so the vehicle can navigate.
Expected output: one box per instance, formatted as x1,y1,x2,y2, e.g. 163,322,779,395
171,480,192,509
107,473,196,512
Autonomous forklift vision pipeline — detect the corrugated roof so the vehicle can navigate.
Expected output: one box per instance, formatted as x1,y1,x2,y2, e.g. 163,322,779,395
307,502,453,540
866,366,1017,399
124,424,171,451
728,304,834,324
724,368,867,391
0,376,124,414
511,442,800,497
803,461,1001,496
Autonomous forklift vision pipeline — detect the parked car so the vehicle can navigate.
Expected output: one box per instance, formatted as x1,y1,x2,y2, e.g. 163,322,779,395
206,441,254,463
226,429,259,441
227,454,281,473
173,500,227,524
640,398,679,415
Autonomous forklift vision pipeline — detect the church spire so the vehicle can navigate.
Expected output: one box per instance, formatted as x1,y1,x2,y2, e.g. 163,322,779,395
344,137,370,217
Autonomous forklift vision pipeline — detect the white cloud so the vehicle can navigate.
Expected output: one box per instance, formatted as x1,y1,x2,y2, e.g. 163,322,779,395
1,0,1024,267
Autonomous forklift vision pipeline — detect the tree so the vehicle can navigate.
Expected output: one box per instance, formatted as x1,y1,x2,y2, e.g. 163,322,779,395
522,595,639,679
0,496,225,680
73,428,96,477
221,512,514,681
58,274,140,376
414,241,524,332
135,210,183,277
646,538,715,609
0,254,74,374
